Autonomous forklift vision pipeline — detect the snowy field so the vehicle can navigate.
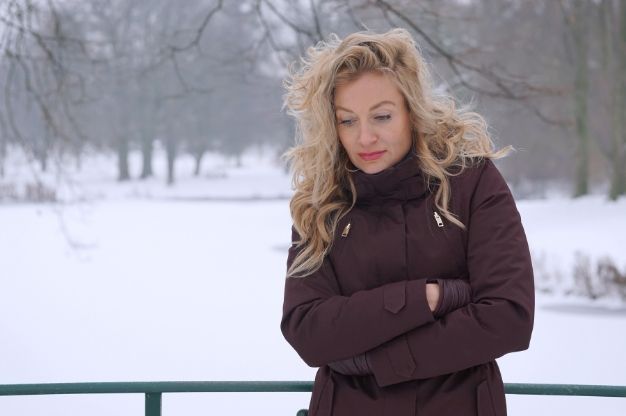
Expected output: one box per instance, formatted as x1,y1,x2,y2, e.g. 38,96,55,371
0,147,625,415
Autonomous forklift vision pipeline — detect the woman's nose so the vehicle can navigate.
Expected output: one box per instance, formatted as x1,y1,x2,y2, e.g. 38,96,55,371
357,123,378,146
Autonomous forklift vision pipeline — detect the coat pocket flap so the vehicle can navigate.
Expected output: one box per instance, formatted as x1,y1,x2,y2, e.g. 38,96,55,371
383,280,407,313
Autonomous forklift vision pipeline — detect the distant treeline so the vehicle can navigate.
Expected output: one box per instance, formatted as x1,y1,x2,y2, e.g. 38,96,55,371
0,0,624,199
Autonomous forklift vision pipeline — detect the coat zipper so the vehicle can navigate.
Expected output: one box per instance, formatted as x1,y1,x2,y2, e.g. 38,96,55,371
433,211,444,227
341,221,351,237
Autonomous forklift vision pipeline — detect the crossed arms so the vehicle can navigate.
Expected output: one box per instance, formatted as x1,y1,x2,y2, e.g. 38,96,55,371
280,160,535,387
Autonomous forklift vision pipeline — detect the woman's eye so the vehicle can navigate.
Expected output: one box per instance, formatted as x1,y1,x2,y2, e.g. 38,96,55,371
375,114,391,121
339,119,354,126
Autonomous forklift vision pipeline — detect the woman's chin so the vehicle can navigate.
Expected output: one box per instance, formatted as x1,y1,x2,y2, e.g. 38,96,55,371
356,159,390,174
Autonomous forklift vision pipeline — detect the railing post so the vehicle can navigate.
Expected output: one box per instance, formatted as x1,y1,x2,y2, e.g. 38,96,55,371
145,392,162,416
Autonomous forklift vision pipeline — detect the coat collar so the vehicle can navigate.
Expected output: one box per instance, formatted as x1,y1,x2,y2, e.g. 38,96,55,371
349,150,431,205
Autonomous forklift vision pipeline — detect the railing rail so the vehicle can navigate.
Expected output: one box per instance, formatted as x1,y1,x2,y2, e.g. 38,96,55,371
1,381,625,416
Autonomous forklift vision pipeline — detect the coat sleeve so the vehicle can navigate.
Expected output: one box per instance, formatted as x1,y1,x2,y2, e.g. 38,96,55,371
366,159,535,387
280,226,437,368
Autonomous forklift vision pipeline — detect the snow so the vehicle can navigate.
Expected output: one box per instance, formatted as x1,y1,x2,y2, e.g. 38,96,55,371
0,147,625,415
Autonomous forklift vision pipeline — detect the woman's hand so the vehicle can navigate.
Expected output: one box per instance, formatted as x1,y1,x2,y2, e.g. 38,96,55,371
328,352,371,376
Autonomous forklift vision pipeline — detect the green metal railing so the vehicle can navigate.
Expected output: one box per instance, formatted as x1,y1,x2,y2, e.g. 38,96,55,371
0,381,625,416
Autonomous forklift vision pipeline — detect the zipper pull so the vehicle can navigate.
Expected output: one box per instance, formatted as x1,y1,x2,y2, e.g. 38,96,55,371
433,211,444,227
341,222,351,237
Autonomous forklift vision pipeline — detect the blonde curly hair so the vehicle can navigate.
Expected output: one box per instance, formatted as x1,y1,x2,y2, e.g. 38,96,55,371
281,28,512,278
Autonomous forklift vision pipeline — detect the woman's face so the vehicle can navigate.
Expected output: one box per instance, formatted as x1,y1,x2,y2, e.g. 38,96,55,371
334,71,413,174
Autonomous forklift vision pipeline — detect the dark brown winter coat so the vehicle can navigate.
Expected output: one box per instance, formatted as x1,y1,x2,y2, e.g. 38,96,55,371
281,150,535,416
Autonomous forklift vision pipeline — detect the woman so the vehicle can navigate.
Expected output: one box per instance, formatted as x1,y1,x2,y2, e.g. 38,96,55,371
280,28,534,416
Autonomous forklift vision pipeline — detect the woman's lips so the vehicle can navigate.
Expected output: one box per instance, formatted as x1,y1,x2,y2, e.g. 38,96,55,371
359,151,386,161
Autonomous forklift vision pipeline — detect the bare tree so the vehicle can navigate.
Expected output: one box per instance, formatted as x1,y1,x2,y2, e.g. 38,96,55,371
0,0,92,175
1,0,623,198
600,0,626,200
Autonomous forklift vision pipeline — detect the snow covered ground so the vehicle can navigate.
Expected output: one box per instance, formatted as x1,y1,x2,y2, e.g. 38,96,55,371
0,147,625,415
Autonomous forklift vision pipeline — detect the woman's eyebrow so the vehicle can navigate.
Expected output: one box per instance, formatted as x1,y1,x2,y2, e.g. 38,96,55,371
335,100,396,113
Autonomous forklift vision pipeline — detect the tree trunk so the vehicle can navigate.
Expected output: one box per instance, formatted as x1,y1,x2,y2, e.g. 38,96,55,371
117,137,130,181
38,149,48,172
605,0,626,200
609,115,626,199
74,147,82,171
166,136,176,185
140,135,153,179
193,150,204,176
0,144,5,178
572,0,590,197
618,2,626,195
610,2,626,199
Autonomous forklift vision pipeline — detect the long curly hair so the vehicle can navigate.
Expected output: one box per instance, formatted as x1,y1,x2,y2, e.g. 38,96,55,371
281,28,512,279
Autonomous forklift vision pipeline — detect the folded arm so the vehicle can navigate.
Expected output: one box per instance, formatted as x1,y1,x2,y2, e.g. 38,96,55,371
327,278,472,376
280,227,437,368
364,159,535,387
